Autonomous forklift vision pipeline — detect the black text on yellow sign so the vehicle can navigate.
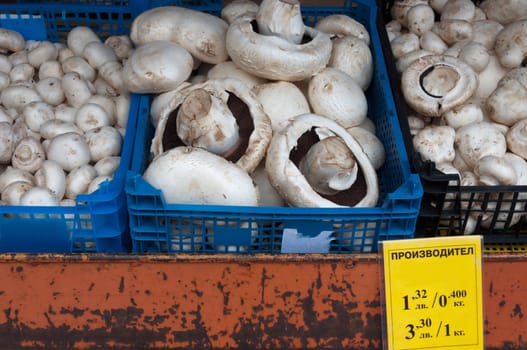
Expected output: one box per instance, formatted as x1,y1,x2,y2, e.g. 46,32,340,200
381,236,484,350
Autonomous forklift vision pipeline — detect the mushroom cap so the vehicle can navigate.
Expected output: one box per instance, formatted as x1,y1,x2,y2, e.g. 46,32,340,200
314,14,370,45
494,20,527,69
327,35,373,90
506,118,527,159
265,113,378,208
152,78,272,174
454,121,507,169
308,67,368,129
486,67,527,126
122,40,194,94
130,6,229,64
412,125,456,164
143,146,259,206
401,55,478,117
226,16,332,81
252,80,310,132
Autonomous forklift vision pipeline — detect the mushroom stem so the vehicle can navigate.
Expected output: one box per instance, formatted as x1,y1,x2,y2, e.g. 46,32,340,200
176,88,241,158
256,0,305,44
299,135,358,195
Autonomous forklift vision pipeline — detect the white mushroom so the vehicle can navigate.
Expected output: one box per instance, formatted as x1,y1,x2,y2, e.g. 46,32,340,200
440,0,476,22
19,186,60,206
27,41,58,69
34,160,66,200
2,181,33,205
62,56,97,82
327,36,373,90
82,41,118,70
130,6,229,64
94,156,120,177
347,127,386,170
9,63,35,83
226,15,332,81
480,0,527,24
252,80,310,132
221,0,259,24
11,136,45,174
412,125,456,164
75,102,111,132
104,35,134,60
0,166,34,192
256,0,305,45
486,67,527,126
143,146,260,206
46,132,91,172
308,67,368,129
23,101,55,133
506,118,527,159
298,135,358,195
407,4,436,36
65,164,97,199
61,72,94,108
152,78,272,174
176,88,240,158
35,77,65,106
0,28,25,53
266,113,378,208
0,121,14,164
401,55,478,117
84,126,122,163
474,155,517,186
315,14,370,45
66,26,100,57
454,121,507,169
207,61,268,89
0,83,42,112
432,19,473,46
122,40,194,94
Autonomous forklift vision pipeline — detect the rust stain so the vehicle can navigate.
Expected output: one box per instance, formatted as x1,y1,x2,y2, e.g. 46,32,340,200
0,254,524,349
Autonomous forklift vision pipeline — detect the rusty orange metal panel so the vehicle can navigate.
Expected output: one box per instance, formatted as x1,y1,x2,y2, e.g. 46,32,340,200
0,253,525,349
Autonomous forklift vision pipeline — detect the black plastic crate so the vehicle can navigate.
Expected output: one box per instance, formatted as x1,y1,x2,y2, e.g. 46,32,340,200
376,0,527,243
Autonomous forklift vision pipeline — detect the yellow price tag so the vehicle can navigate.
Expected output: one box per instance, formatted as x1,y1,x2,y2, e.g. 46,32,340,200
381,236,484,350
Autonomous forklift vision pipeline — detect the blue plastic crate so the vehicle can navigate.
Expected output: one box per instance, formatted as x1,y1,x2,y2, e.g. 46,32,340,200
125,0,424,254
0,4,142,253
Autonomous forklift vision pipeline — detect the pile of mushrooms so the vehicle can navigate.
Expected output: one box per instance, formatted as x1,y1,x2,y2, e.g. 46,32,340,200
129,0,386,209
387,0,527,232
0,26,130,206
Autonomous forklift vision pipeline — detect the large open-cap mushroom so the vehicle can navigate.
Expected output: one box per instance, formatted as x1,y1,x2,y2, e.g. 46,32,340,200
226,14,332,81
401,55,478,117
130,6,229,64
265,113,378,208
152,77,272,174
143,146,259,206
